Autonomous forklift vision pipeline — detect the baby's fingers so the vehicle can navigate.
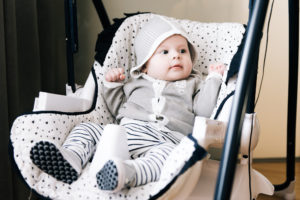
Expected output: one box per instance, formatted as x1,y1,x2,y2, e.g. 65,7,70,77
216,64,226,75
117,68,125,81
119,74,126,81
105,68,125,82
114,68,125,81
209,63,226,75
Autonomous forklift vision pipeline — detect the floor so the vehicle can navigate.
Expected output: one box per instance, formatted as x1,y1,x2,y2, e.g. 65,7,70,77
253,161,300,200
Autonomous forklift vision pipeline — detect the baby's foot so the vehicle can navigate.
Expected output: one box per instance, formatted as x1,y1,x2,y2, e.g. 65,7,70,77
30,141,79,184
96,158,135,192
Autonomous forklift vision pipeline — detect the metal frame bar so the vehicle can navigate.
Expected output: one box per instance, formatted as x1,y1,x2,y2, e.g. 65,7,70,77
64,0,110,93
214,0,269,199
64,0,78,92
92,0,111,29
275,0,299,191
247,0,259,114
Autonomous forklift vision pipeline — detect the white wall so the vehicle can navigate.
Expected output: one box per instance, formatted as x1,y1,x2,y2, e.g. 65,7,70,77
253,0,300,158
82,0,299,158
103,0,249,23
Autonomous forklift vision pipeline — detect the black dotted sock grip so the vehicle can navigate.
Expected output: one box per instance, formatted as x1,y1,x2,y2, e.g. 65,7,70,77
96,160,119,190
30,141,78,184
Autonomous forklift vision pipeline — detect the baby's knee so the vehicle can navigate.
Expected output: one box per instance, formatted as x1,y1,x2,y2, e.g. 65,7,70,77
71,122,104,134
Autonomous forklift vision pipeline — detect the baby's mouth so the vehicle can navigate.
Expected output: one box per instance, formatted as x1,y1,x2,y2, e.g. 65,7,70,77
170,64,183,70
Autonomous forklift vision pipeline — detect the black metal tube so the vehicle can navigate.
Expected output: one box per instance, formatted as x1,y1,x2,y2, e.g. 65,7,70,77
64,0,78,92
246,0,260,114
214,0,269,199
71,0,78,53
93,0,111,29
246,48,259,113
275,0,299,191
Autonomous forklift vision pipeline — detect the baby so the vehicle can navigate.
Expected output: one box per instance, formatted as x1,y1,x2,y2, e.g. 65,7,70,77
30,16,225,192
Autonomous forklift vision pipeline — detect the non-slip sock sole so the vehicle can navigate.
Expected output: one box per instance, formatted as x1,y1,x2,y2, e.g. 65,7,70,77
30,141,78,184
96,160,119,191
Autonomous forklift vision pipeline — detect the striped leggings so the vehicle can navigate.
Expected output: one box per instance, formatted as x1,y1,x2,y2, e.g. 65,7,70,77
62,118,184,187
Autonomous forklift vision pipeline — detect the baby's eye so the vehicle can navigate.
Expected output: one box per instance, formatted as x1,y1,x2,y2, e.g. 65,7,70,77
180,49,187,53
161,50,168,54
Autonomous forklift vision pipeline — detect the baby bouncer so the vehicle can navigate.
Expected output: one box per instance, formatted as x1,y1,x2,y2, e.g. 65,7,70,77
9,0,299,199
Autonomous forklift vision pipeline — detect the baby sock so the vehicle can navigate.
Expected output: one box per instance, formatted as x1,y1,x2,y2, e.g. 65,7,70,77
96,158,136,192
30,141,80,184
60,147,82,174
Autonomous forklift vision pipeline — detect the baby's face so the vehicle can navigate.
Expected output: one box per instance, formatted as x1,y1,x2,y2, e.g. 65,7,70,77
144,35,193,81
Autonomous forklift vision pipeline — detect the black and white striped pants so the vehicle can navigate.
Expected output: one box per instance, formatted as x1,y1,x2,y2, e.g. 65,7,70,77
62,118,184,187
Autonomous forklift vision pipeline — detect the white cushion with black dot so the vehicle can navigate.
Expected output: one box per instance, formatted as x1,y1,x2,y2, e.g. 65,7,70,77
10,13,245,199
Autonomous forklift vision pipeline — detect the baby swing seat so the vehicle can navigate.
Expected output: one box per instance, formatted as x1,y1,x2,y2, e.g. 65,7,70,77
10,13,274,199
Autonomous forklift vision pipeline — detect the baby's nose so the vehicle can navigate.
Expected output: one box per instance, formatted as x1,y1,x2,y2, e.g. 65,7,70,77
172,51,180,59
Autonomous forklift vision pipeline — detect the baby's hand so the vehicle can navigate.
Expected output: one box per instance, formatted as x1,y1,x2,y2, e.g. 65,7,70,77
105,68,126,82
209,63,226,76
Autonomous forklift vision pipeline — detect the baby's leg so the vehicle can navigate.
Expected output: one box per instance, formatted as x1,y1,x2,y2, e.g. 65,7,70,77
126,142,176,187
125,122,181,187
96,142,175,192
30,122,104,184
61,123,104,169
96,121,181,191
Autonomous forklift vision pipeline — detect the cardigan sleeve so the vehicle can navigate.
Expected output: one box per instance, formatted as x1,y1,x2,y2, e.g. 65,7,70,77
103,80,126,117
193,74,222,118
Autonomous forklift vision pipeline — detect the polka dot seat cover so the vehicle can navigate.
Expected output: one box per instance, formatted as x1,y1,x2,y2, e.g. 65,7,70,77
10,14,245,200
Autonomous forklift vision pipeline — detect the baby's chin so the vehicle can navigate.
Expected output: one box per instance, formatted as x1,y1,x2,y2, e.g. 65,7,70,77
162,74,190,81
146,71,191,81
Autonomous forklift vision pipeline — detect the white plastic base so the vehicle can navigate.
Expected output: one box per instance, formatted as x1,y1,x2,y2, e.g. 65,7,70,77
275,181,296,200
188,159,274,200
187,115,273,200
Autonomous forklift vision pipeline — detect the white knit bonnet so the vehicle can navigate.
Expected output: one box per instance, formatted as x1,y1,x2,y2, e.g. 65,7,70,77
130,15,197,78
